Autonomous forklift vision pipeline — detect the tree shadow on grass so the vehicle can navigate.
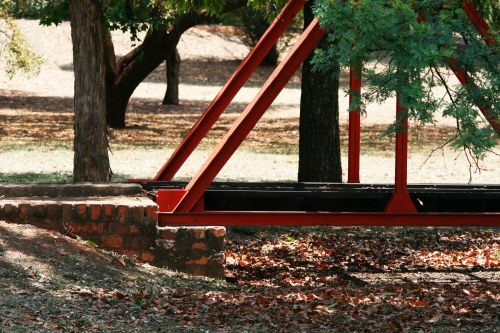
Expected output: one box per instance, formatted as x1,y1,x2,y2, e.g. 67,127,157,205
227,227,500,286
0,222,144,331
0,221,226,331
0,92,298,116
59,56,353,89
59,58,305,89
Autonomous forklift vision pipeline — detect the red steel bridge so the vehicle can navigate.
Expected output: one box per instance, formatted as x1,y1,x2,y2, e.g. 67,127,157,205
135,0,499,227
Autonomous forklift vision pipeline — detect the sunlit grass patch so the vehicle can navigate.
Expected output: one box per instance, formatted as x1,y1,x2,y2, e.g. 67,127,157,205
0,172,132,183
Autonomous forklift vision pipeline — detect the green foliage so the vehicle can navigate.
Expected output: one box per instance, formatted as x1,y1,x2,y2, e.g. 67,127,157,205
314,0,499,160
19,1,290,40
3,20,43,78
5,0,68,23
0,0,43,78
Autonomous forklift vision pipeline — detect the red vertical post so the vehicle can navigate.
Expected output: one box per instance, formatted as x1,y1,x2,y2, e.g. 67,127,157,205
172,20,326,213
385,95,417,213
348,63,362,183
153,0,306,181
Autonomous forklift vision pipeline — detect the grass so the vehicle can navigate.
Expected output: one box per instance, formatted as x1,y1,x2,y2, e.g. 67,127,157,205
0,172,73,183
0,172,132,183
0,142,72,153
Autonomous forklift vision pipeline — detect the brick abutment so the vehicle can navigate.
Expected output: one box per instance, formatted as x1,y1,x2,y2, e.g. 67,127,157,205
0,184,226,278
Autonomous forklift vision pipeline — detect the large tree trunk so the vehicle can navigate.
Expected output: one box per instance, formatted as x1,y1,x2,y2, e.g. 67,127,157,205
162,47,181,105
70,0,111,182
298,1,342,182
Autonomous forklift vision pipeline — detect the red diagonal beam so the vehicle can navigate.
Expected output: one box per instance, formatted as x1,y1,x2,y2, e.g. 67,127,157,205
448,61,500,135
415,2,499,135
153,0,306,181
461,0,495,47
174,19,326,213
453,1,499,134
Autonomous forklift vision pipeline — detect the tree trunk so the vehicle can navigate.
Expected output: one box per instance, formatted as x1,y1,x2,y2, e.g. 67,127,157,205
262,45,279,67
298,1,342,182
70,0,111,182
162,47,181,105
106,87,132,129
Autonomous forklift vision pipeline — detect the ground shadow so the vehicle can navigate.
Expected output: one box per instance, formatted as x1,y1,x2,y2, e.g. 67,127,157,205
227,227,499,286
0,93,298,116
59,57,351,89
59,58,303,88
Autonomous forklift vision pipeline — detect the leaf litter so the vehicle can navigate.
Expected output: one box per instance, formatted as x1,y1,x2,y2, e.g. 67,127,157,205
0,221,498,332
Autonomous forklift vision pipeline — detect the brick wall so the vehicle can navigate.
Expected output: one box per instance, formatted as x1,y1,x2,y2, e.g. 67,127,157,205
0,197,159,263
0,189,226,279
156,226,226,278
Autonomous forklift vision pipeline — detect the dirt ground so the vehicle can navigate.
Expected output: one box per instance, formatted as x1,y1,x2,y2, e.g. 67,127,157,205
1,221,499,332
0,20,498,184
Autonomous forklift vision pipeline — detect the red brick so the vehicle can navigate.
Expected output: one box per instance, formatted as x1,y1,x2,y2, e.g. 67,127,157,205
208,227,226,238
159,228,176,240
18,204,30,217
146,205,157,221
192,242,208,251
109,223,129,234
88,223,105,234
62,204,74,223
46,204,62,220
75,204,87,222
193,228,206,240
129,206,144,223
186,256,208,265
2,203,18,216
124,237,151,250
108,223,141,235
31,204,46,218
129,224,141,234
90,205,102,222
117,206,128,223
140,251,155,263
70,223,88,234
103,204,115,221
101,235,123,248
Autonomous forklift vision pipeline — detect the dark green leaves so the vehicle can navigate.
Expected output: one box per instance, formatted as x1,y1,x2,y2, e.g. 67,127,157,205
314,0,498,161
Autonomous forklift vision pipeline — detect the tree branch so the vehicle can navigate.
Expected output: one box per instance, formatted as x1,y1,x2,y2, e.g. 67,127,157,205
112,0,247,91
